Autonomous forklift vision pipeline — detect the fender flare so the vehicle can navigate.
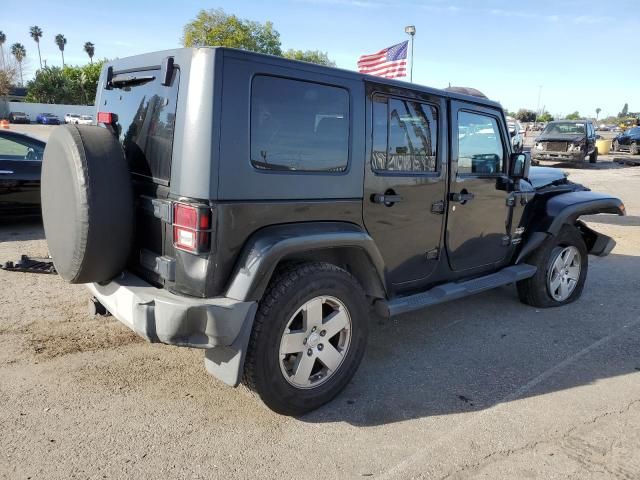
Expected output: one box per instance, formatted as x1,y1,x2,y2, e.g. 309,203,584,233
224,222,388,302
516,190,625,264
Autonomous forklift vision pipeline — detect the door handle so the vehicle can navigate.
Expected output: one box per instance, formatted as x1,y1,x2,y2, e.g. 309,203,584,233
0,170,14,175
449,192,475,203
371,193,403,205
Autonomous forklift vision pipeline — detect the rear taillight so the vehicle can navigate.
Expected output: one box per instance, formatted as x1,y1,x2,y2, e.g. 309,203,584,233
97,111,116,124
173,203,211,254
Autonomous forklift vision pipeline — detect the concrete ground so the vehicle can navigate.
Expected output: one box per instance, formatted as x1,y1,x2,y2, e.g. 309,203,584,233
1,126,640,479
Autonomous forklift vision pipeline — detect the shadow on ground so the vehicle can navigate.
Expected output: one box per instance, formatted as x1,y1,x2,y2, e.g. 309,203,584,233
302,252,640,426
0,218,44,242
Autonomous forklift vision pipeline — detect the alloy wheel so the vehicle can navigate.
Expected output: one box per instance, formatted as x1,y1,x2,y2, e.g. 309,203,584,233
278,295,352,389
547,246,581,301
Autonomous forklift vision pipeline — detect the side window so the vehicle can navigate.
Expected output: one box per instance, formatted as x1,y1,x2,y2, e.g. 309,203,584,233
250,76,349,172
0,136,43,161
457,111,504,175
372,95,438,173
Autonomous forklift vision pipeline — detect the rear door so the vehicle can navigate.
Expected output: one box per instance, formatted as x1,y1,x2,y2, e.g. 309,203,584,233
447,101,511,272
99,66,181,284
363,85,447,292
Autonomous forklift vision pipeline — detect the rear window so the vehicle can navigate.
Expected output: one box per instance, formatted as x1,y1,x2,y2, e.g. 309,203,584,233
250,75,349,172
101,69,180,184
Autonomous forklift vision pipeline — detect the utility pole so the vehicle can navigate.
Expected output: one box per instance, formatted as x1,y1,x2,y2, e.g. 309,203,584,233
405,25,416,82
534,85,542,126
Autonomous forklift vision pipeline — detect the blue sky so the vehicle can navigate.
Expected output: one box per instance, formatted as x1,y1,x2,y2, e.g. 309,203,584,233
3,0,638,117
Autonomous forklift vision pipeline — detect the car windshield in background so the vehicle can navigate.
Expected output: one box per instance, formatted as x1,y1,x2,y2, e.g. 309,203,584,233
543,122,585,135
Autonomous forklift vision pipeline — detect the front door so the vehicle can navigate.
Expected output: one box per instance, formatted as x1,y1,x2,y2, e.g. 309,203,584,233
363,88,447,292
446,101,511,272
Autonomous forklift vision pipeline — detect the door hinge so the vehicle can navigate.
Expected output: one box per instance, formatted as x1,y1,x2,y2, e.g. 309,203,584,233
425,248,439,260
431,200,445,214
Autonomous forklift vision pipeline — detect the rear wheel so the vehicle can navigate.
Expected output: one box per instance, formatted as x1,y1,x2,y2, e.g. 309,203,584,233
517,225,588,308
243,262,369,416
611,140,618,152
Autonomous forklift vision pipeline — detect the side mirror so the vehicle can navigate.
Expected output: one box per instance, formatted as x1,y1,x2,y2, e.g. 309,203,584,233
509,130,516,137
509,152,530,179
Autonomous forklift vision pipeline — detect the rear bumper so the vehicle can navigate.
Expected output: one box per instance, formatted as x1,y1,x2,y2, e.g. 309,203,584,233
86,271,257,349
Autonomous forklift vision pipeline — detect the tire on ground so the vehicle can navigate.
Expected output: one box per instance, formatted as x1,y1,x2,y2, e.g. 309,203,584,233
516,225,588,308
243,262,369,416
41,125,133,284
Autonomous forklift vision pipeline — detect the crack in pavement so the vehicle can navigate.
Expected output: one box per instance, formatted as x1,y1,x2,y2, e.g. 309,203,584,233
378,316,640,480
438,399,640,480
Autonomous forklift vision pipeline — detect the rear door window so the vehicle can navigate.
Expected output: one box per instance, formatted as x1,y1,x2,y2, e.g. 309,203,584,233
250,75,349,172
101,69,180,184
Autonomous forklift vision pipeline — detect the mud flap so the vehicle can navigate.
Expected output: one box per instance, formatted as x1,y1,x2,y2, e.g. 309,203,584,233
203,303,258,387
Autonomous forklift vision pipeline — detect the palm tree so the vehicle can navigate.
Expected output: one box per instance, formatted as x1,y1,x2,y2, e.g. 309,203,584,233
0,31,6,69
30,26,43,69
83,42,95,64
11,43,26,86
54,34,67,66
596,108,601,120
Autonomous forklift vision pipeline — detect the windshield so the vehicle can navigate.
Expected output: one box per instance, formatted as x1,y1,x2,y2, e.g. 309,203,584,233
543,122,585,135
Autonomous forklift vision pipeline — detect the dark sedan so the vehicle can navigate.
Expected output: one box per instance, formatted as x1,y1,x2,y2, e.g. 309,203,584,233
36,113,61,125
612,126,640,155
8,112,31,124
0,130,45,216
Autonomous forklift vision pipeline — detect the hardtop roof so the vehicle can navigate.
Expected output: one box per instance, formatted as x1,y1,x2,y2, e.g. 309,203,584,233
108,46,504,111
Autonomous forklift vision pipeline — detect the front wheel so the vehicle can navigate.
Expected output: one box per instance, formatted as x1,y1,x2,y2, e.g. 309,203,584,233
243,262,369,415
589,147,598,164
517,225,588,308
631,142,639,155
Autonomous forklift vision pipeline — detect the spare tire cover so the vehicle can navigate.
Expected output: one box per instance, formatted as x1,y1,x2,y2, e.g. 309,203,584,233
41,125,134,284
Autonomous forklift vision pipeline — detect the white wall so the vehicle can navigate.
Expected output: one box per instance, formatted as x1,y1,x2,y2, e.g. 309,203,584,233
8,102,94,120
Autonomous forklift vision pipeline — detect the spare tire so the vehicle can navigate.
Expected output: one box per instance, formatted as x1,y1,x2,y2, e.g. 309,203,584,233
41,125,133,284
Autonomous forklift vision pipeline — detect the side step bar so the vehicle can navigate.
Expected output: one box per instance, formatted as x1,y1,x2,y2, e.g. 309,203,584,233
382,264,537,317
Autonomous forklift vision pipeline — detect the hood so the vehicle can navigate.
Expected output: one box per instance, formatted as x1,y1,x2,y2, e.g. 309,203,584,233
527,166,568,189
535,133,584,143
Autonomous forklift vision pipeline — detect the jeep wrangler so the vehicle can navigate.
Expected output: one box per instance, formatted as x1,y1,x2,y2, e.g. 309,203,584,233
40,48,625,415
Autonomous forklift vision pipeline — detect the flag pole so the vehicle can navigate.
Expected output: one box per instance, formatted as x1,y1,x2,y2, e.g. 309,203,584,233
404,25,416,82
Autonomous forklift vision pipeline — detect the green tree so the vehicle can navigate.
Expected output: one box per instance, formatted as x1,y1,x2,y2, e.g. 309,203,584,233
182,8,282,55
26,61,105,105
620,103,629,117
30,26,43,69
565,111,581,120
515,108,536,122
0,31,6,69
538,112,554,122
10,43,26,86
282,49,335,66
595,107,601,120
55,33,67,66
84,42,95,64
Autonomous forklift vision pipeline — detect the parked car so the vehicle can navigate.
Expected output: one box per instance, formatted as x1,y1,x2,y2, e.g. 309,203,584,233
8,112,30,124
506,116,524,153
36,113,61,125
77,115,94,125
612,126,640,155
64,113,82,124
0,130,44,216
532,120,598,164
40,48,624,415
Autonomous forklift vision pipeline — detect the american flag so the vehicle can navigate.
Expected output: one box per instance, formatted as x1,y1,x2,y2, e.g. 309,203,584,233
357,41,408,79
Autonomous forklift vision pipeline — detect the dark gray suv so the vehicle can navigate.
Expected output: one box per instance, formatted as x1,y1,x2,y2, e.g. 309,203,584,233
40,48,624,415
